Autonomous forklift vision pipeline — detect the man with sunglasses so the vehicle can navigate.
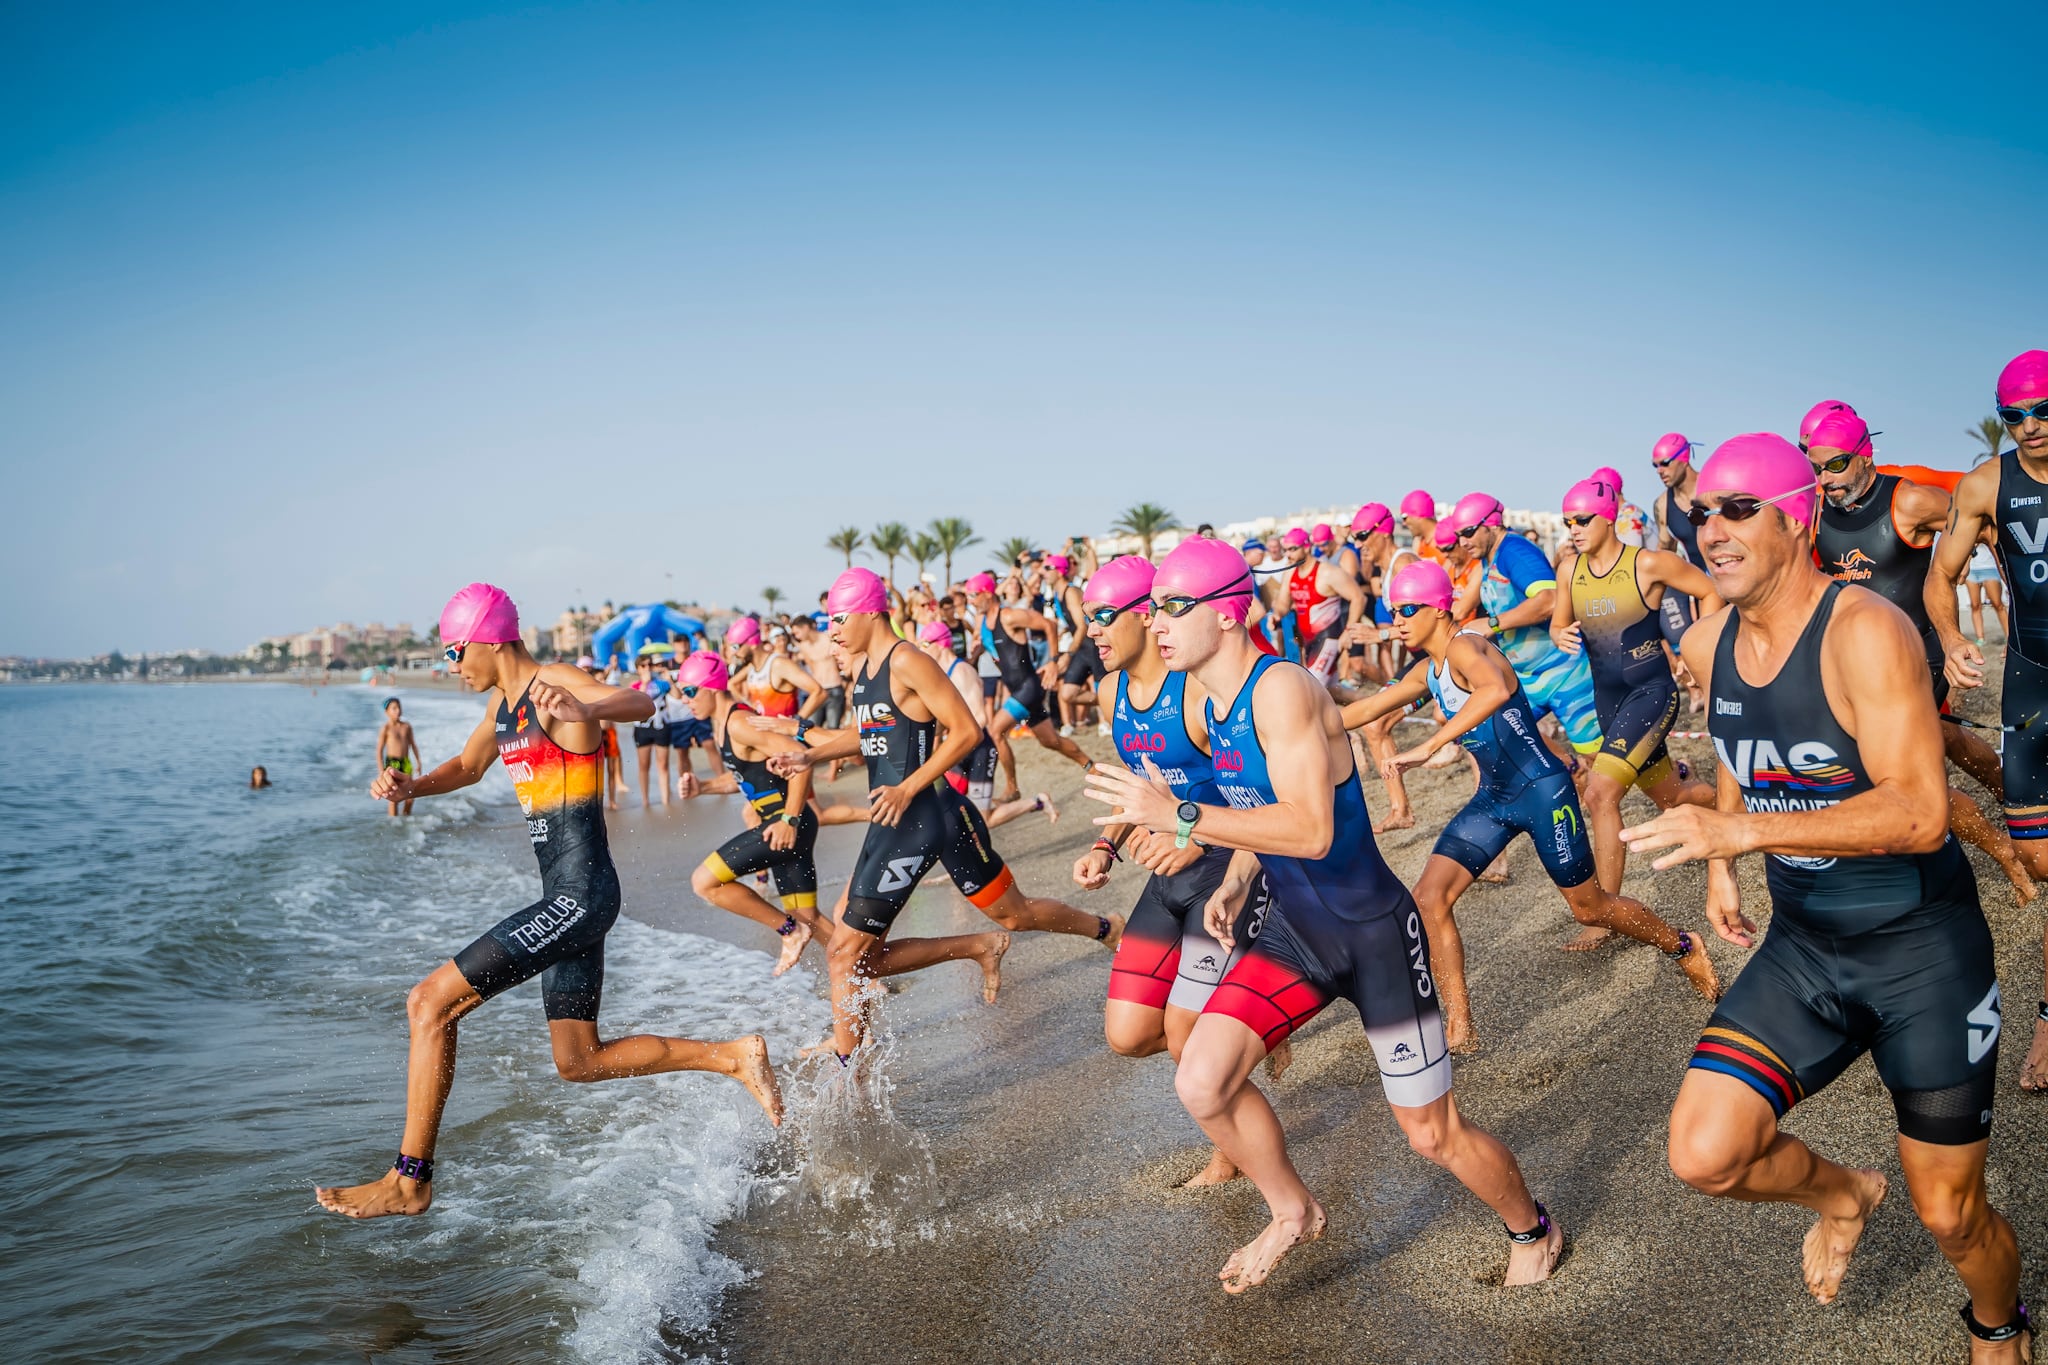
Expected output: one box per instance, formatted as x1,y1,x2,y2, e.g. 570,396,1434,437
1650,434,1710,669
1084,538,1561,1295
774,569,1121,1062
1931,348,2048,1100
1549,477,1720,905
318,585,783,1220
1807,408,2036,910
1346,559,1720,1052
1622,436,2025,1357
1073,554,1279,1191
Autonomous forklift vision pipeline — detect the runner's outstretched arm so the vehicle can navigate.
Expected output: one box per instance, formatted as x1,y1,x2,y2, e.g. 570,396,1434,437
1338,668,1429,729
1641,549,1724,618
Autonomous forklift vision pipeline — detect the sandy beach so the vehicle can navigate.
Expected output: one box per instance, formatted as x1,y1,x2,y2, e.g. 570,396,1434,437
584,667,2045,1365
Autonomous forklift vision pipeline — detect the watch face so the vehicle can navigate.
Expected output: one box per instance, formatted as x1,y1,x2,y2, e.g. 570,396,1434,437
1176,800,1201,824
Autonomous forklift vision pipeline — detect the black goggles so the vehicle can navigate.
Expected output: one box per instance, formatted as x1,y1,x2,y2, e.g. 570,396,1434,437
1153,574,1254,618
1683,484,1808,527
1084,598,1149,628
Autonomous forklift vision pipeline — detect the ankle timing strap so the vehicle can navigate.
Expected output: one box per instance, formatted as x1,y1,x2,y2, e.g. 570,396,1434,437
776,915,798,937
1506,1201,1550,1244
1960,1299,2030,1343
2037,1000,2048,1023
392,1153,434,1183
1096,917,1112,941
1664,931,1693,960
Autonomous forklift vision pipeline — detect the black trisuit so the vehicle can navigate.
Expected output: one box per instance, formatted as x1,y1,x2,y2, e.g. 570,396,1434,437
1812,471,1950,704
701,703,821,914
1689,584,1999,1145
1992,452,2048,843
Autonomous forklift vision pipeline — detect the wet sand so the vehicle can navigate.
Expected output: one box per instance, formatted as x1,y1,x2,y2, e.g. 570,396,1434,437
597,670,2045,1365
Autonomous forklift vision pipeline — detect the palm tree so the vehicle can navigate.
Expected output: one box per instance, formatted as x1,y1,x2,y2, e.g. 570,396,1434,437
1111,502,1181,560
870,521,910,591
907,532,940,587
1970,416,2009,467
762,586,784,616
826,526,865,566
994,535,1034,569
928,516,981,587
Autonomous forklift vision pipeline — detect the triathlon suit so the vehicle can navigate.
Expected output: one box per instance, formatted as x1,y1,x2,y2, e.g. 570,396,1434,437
1342,546,1377,659
1107,669,1273,1013
452,682,621,1021
1479,534,1602,752
700,704,820,915
843,640,1015,936
1690,584,1996,1144
1427,633,1597,888
1570,545,1680,788
1061,596,1108,690
1200,657,1454,1106
746,659,800,719
1994,451,2048,841
1658,486,1705,650
981,611,1050,726
941,656,1000,806
1289,560,1347,683
1812,472,1950,705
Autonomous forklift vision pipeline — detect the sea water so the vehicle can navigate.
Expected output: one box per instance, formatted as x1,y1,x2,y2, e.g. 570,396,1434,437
0,683,828,1363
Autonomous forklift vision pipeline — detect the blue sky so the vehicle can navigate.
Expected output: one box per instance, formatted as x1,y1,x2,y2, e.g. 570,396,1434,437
4,1,2041,656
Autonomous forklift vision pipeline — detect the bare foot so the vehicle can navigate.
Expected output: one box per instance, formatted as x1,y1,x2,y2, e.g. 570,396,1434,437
2021,1017,2048,1093
975,932,1011,1004
1037,793,1059,824
1099,913,1126,952
314,1169,432,1219
1503,1205,1564,1286
1264,1038,1293,1081
1801,1168,1887,1304
1561,924,1612,951
796,1034,839,1061
1998,857,2039,907
1967,1316,2033,1365
1219,1202,1327,1293
1373,812,1415,834
1179,1148,1240,1188
1677,933,1722,1002
772,919,814,977
1445,1013,1480,1055
999,788,1023,806
724,1035,784,1126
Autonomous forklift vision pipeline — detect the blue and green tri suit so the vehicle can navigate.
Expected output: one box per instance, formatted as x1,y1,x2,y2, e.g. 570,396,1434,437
1478,533,1601,753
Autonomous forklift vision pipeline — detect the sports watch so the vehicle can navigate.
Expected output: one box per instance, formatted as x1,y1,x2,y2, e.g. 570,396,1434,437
1174,799,1202,850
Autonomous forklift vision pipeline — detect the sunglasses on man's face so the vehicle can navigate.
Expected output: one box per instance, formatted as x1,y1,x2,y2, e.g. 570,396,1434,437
1153,578,1253,618
443,644,466,664
2000,400,2048,426
1683,484,1810,527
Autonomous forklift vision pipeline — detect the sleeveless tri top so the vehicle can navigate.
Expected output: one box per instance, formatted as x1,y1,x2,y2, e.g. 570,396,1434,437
1708,582,1966,935
851,640,936,791
1205,656,1404,922
1813,472,1935,637
1426,631,1566,795
1661,486,1703,569
979,612,1038,690
1111,668,1217,801
1290,562,1342,637
1570,544,1667,689
716,702,789,819
495,680,610,884
1995,451,2048,663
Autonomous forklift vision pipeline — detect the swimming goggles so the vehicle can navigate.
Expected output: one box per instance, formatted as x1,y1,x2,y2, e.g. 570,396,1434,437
1681,484,1810,527
678,685,701,698
443,644,466,664
1561,514,1597,529
1085,598,1149,627
1390,603,1431,618
1153,575,1254,618
1999,400,2048,426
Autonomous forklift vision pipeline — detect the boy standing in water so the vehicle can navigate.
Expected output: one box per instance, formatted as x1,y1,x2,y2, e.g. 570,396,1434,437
376,698,421,816
317,583,781,1220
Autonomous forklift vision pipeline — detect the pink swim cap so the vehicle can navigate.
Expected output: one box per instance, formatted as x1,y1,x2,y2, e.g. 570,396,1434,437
725,616,762,647
1310,523,1335,545
917,620,954,649
1153,537,1254,623
1563,478,1618,522
1591,466,1624,495
1799,400,1856,446
1805,410,1873,457
1281,527,1310,549
826,567,890,614
965,571,998,595
1432,519,1459,550
1448,493,1504,533
1386,559,1454,612
676,650,730,692
1697,433,1817,532
1399,489,1436,520
1997,350,2048,407
440,582,520,645
1652,433,1693,465
1082,554,1156,615
1045,554,1072,575
1350,502,1393,536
